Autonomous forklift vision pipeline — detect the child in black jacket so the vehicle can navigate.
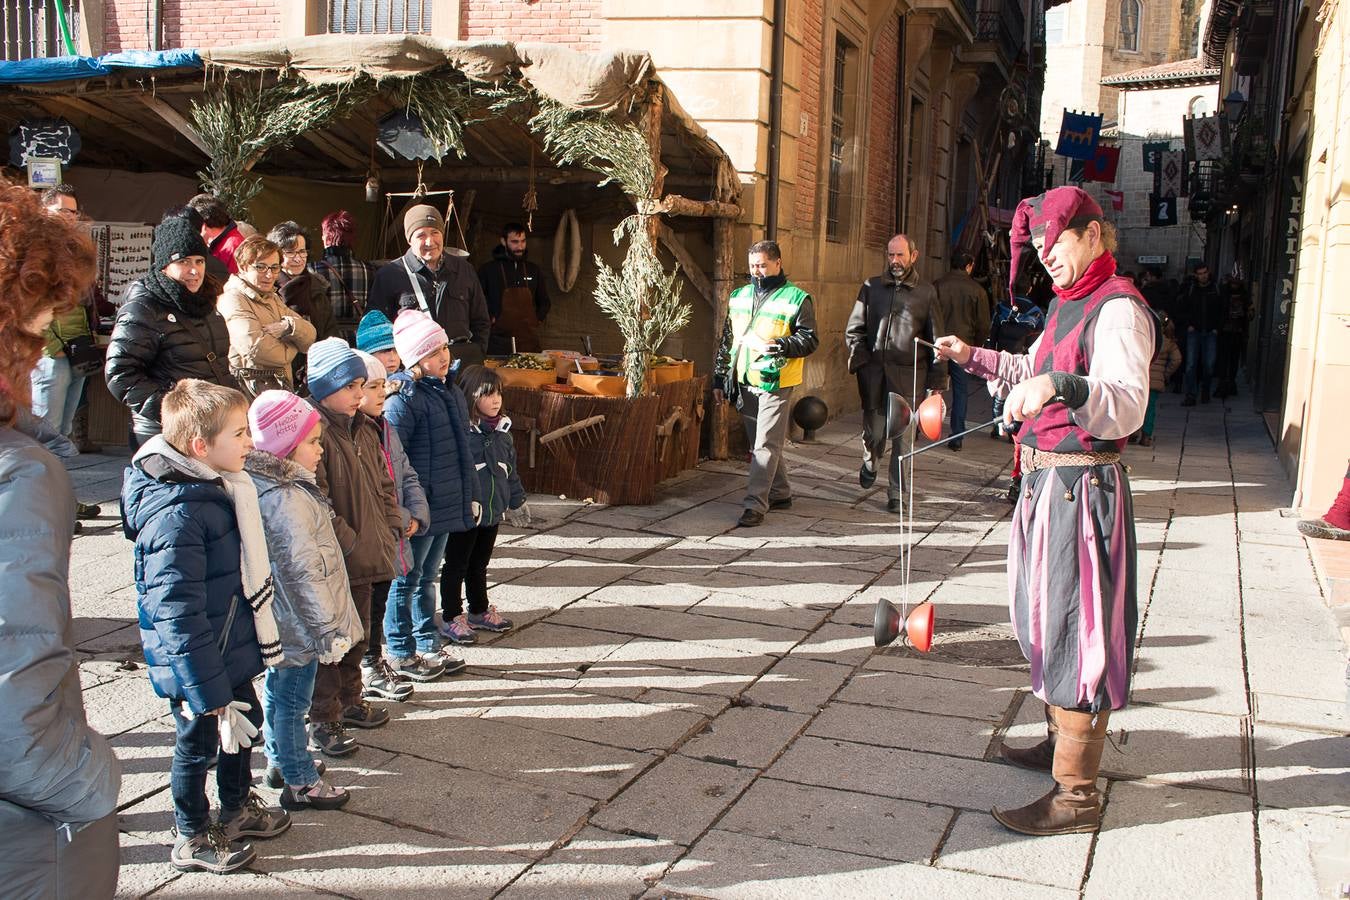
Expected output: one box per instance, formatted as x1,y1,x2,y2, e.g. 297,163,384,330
443,365,530,640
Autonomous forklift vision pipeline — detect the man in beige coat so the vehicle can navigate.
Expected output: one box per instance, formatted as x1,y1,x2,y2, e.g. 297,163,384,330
218,235,317,398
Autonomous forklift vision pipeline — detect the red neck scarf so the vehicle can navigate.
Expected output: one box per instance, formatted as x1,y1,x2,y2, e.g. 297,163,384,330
1053,252,1116,302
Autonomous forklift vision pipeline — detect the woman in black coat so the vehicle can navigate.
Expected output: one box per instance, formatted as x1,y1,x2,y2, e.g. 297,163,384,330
104,217,237,447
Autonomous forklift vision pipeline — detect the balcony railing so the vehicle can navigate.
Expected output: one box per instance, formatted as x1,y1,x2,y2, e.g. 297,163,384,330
975,1,1026,64
3,0,78,61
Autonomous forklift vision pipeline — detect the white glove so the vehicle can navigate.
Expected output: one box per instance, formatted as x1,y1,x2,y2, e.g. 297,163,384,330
318,636,352,666
506,502,532,528
218,700,259,754
472,501,482,525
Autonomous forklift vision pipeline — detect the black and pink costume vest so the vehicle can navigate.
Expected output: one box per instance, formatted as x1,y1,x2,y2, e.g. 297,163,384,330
1021,275,1150,453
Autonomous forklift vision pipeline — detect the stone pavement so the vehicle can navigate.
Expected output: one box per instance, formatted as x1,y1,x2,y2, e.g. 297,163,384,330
62,389,1349,899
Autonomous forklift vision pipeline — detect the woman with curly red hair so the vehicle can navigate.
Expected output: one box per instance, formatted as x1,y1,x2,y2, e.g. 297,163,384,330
0,180,121,897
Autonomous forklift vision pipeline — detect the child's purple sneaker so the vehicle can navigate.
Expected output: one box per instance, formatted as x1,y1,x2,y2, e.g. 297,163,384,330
438,613,477,645
466,606,513,633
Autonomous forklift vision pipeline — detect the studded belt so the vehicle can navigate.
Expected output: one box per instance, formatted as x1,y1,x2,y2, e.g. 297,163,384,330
1019,446,1120,474
231,366,286,379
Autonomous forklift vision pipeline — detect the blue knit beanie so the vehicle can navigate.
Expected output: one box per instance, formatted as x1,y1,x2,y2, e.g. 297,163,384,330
355,309,396,354
306,337,368,401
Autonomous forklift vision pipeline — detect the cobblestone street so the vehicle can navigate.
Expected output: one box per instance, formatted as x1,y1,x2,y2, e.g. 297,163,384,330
65,390,1349,898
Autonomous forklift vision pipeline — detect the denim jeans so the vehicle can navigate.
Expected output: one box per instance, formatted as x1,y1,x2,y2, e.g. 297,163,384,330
947,360,969,439
384,531,449,659
30,355,86,437
1184,329,1218,397
169,681,264,838
262,660,319,788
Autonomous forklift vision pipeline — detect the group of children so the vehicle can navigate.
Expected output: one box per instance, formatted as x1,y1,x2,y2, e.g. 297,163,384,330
123,307,530,874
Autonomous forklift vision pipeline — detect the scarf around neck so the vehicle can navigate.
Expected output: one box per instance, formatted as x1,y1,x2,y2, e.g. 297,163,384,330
135,436,283,666
1052,251,1117,302
145,268,216,319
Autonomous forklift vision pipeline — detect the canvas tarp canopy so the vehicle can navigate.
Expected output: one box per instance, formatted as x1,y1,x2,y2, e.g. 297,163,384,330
200,36,652,113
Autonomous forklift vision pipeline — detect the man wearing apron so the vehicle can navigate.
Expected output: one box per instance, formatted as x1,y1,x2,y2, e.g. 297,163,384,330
368,205,490,368
479,223,551,355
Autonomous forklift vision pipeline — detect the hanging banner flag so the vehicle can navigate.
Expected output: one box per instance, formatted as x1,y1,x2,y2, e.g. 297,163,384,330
1082,145,1121,183
1056,110,1102,160
1156,149,1186,197
1104,189,1125,211
1149,194,1178,227
1142,140,1170,173
1184,113,1225,162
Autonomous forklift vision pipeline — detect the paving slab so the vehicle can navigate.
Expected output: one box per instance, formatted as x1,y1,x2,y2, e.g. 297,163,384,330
935,809,1092,890
741,655,855,714
679,706,810,769
1097,704,1249,793
499,827,685,900
718,778,951,862
361,715,654,801
482,692,708,752
1257,808,1350,899
1085,781,1256,900
806,703,996,760
834,668,1019,723
1251,722,1350,817
248,812,536,899
591,754,756,844
344,753,594,857
766,735,1049,812
657,829,1074,899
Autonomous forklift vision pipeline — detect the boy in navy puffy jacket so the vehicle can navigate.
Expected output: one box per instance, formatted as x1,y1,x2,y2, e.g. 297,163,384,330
122,380,289,875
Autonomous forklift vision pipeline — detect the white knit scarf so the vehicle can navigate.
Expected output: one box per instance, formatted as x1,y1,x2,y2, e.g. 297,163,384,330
217,468,284,667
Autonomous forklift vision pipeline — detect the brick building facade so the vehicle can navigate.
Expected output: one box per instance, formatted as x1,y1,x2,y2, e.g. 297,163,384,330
67,0,1043,418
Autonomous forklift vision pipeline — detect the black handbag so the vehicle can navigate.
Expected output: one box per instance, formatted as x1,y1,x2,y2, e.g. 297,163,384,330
59,333,103,377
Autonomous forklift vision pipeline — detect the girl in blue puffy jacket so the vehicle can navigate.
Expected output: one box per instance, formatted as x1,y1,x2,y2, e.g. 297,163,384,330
443,365,531,641
381,310,479,678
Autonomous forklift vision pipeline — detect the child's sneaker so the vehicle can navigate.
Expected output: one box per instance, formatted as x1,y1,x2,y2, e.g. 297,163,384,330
310,720,358,757
362,659,414,700
221,792,291,840
263,759,325,790
387,653,445,682
280,779,350,811
171,824,255,874
341,700,390,729
424,645,467,676
438,613,477,645
467,605,513,633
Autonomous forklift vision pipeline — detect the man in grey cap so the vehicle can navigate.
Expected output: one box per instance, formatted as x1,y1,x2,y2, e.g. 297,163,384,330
368,203,490,367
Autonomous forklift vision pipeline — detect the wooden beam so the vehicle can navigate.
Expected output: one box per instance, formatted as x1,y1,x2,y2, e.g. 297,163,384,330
639,194,743,219
655,222,713,310
135,94,211,156
300,127,367,171
32,94,202,166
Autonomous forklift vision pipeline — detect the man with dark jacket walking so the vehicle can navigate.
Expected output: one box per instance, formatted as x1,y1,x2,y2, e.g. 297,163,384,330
933,250,990,449
713,240,819,528
368,205,490,367
479,223,551,354
1177,263,1223,405
846,234,948,511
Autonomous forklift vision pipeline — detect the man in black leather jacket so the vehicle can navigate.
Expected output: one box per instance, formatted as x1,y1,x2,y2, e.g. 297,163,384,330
845,234,948,511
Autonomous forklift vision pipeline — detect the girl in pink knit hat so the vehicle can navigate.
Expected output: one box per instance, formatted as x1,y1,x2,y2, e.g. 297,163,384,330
380,310,482,678
245,390,363,811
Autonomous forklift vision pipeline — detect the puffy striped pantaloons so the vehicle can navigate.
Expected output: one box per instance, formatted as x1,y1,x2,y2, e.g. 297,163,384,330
1008,462,1138,713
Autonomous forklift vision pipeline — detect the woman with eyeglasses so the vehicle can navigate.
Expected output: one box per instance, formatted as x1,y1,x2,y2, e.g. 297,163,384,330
218,235,317,398
268,221,337,347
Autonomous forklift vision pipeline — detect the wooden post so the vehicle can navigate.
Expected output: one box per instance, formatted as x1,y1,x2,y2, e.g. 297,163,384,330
710,158,737,460
632,83,667,396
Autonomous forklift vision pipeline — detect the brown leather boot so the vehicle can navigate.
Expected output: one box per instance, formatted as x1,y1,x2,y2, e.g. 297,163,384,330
992,708,1109,836
1000,701,1057,771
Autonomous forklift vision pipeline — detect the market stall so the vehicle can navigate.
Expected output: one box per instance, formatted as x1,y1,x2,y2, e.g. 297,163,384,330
0,37,743,490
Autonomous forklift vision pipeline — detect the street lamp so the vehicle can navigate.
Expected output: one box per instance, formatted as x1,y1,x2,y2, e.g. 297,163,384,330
1223,89,1247,123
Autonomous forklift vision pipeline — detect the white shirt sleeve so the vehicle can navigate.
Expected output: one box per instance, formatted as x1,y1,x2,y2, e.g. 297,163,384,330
1072,297,1155,440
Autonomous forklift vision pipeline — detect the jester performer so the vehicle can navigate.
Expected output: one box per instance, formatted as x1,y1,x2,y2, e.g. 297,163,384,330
934,186,1154,836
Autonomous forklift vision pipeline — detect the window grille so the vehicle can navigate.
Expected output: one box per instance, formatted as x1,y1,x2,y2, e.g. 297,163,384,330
1119,0,1141,52
3,0,78,61
328,0,431,35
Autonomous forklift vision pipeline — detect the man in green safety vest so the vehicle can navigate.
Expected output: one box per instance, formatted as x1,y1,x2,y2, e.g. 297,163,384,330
713,240,819,528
